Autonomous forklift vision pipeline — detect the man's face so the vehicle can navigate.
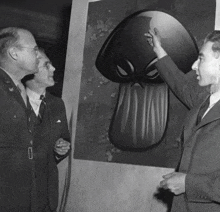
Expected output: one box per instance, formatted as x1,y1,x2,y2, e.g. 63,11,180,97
33,52,55,88
16,30,39,74
192,41,220,87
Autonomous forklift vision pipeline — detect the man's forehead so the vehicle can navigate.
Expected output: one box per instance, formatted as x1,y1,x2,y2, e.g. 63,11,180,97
200,41,213,54
38,55,51,68
39,53,49,62
18,30,36,45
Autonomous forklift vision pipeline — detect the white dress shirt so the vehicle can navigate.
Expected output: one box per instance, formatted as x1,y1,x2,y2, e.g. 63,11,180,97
26,88,45,116
202,90,220,118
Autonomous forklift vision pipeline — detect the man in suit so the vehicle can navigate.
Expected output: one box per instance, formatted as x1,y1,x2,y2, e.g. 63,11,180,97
24,49,71,211
0,27,40,211
146,29,220,211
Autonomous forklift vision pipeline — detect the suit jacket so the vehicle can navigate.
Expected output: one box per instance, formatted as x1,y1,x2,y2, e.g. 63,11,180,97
156,55,208,109
0,68,36,211
156,56,220,212
32,91,70,211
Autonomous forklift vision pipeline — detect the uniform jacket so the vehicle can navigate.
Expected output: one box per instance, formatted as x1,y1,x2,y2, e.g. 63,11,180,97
32,91,70,211
156,56,220,212
0,68,36,211
0,67,70,212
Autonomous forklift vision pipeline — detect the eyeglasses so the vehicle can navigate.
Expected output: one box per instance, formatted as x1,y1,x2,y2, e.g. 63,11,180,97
19,46,39,53
38,62,53,70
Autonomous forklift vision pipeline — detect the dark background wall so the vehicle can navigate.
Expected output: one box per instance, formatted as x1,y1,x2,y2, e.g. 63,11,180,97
0,0,72,97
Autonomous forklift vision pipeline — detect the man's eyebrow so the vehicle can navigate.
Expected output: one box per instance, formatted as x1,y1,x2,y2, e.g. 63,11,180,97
45,61,52,65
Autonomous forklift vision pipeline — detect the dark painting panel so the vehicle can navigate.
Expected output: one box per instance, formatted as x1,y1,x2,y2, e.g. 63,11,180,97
74,0,138,162
73,0,215,167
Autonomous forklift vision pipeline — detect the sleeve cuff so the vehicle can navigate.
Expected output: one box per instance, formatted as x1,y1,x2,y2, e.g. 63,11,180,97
185,173,211,203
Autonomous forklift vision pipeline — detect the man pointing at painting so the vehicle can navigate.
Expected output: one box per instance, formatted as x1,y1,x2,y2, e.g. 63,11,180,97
146,28,220,212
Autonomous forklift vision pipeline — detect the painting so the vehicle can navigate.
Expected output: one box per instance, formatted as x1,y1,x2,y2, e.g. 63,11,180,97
72,0,215,167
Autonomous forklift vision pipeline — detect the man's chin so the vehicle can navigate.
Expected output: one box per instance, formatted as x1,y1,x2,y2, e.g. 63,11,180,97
31,67,39,74
47,82,55,87
197,79,204,86
27,69,37,75
198,82,207,87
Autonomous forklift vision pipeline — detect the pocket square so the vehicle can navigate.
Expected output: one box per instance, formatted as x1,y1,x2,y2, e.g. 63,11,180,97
56,120,61,123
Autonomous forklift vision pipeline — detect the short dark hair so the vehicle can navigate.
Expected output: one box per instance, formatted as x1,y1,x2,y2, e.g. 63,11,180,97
204,30,220,53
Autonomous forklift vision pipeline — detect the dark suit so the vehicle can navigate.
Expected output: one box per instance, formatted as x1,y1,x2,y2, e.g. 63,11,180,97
32,91,70,211
156,55,208,109
0,68,36,211
156,56,220,212
0,66,70,211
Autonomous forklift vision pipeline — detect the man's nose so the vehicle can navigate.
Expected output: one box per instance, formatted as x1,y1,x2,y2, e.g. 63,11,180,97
50,64,56,72
36,50,40,59
191,59,198,71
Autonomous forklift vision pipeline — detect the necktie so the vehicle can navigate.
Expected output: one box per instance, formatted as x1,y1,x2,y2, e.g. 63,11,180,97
27,98,38,131
17,82,27,106
38,95,46,122
197,97,210,124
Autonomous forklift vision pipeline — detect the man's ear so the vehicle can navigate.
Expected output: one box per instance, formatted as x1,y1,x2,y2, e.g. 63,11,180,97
8,47,18,60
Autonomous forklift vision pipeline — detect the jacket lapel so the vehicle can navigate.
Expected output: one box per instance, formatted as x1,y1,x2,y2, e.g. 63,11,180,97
196,99,220,129
183,97,209,142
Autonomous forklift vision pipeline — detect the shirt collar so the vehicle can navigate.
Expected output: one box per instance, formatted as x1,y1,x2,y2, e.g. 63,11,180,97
26,87,45,101
209,90,220,106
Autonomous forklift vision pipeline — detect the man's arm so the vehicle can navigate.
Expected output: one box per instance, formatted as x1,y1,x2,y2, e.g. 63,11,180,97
145,28,208,109
54,99,71,162
185,171,220,203
159,170,220,204
156,56,208,109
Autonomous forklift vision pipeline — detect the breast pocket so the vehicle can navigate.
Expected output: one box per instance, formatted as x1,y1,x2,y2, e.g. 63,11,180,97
0,106,27,146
